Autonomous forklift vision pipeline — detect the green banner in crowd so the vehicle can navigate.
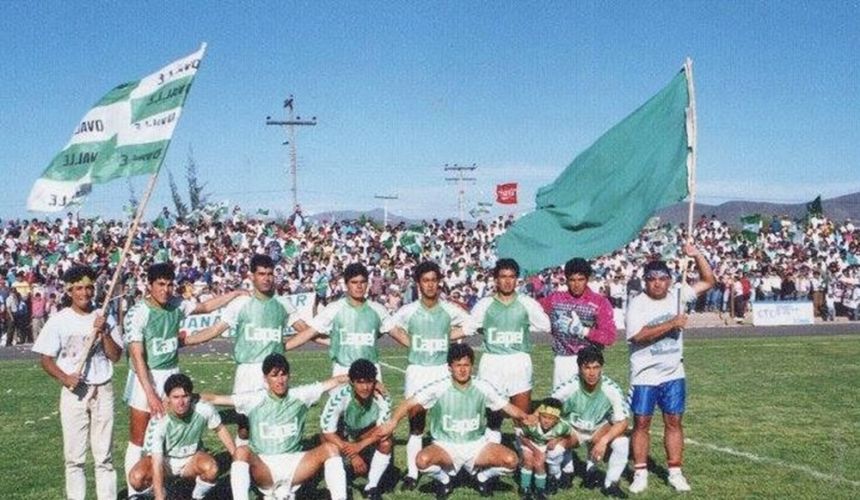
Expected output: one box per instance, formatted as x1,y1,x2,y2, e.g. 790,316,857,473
740,214,762,242
496,66,693,274
27,44,207,212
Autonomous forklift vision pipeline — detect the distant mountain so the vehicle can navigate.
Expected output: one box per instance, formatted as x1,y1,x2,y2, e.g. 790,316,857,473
656,192,860,228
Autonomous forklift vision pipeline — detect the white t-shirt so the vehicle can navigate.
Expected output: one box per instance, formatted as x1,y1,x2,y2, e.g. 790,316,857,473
32,308,121,385
625,285,696,386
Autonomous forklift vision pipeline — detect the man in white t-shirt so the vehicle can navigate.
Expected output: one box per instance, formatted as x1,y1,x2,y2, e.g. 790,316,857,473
625,244,714,493
32,266,123,500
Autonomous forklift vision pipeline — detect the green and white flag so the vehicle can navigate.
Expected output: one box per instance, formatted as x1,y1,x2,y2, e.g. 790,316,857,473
740,214,762,242
27,44,207,212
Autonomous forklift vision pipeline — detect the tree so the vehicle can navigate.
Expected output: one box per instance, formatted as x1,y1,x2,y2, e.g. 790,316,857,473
186,145,208,211
167,168,189,220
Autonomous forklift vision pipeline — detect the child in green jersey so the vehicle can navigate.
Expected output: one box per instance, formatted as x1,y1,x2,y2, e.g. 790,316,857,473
518,398,573,500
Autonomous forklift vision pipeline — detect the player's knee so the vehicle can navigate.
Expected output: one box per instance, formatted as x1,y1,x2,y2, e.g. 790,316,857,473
321,441,341,458
128,468,148,490
233,445,252,461
200,456,219,481
663,415,683,431
415,453,431,470
502,451,518,469
633,416,652,431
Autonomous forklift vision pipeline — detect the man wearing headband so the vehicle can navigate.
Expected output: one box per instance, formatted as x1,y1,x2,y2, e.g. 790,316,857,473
32,266,123,499
625,244,714,493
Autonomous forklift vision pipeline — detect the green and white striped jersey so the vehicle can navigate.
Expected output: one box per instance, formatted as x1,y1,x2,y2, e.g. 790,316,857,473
387,300,469,366
522,418,572,446
551,375,629,432
233,383,324,455
414,376,507,443
320,385,391,440
468,294,550,355
221,295,299,364
143,401,221,459
125,297,197,370
308,298,390,365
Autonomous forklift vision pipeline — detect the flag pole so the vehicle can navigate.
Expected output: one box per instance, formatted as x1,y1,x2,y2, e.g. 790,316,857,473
74,171,160,374
680,57,698,313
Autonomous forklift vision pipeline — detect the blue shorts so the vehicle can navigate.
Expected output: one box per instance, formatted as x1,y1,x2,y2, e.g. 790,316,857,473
631,379,686,416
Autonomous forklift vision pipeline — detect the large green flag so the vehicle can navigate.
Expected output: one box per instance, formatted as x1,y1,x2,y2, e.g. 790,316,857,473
496,67,693,273
27,45,207,212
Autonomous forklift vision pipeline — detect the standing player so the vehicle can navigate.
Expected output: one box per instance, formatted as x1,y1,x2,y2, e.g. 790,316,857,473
128,373,236,500
626,245,714,493
202,353,350,500
320,359,393,500
384,261,470,489
32,266,122,500
540,258,617,389
468,258,550,443
551,346,629,498
379,344,536,498
184,254,311,445
285,263,391,380
123,262,246,495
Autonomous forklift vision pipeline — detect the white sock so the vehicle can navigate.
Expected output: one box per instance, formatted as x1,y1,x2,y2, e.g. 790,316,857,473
365,451,391,489
605,437,629,486
421,464,450,484
230,461,250,500
561,449,575,474
477,467,512,482
669,466,683,476
324,456,347,500
546,445,566,478
406,434,422,479
192,477,216,499
124,442,142,495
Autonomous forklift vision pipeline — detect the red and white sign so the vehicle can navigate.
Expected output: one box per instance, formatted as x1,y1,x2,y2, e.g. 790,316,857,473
496,183,518,204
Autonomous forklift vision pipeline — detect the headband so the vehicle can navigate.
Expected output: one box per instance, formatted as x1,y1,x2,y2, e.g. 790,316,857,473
644,270,671,280
65,276,94,290
537,404,561,418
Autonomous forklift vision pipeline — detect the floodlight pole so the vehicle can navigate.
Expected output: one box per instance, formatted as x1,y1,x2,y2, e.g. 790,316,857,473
444,163,477,221
374,194,399,226
266,95,317,209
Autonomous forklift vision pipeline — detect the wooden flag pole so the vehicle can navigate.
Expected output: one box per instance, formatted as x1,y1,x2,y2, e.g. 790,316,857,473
74,171,160,375
679,57,698,313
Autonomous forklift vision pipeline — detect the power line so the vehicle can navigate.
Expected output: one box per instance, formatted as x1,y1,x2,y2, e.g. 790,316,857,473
444,163,477,221
266,95,317,210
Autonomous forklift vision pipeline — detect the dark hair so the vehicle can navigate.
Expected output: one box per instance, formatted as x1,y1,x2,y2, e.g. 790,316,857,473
147,263,175,284
343,263,369,282
348,359,378,381
62,265,97,285
250,254,275,272
564,258,592,279
643,260,671,276
493,258,520,278
447,343,474,365
539,397,564,412
576,346,605,367
164,373,193,395
414,261,441,281
262,353,290,375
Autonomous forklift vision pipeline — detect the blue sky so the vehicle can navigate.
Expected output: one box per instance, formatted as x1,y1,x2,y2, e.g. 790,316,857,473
1,1,857,220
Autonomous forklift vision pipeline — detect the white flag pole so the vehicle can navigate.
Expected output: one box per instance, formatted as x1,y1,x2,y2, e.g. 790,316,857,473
679,57,698,313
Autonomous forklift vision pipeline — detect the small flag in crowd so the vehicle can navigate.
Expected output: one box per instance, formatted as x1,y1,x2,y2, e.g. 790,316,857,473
27,45,207,212
496,183,518,204
806,195,823,217
497,64,694,274
740,214,762,242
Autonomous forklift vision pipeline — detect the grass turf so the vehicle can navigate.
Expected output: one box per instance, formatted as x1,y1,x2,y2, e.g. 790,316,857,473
1,334,858,499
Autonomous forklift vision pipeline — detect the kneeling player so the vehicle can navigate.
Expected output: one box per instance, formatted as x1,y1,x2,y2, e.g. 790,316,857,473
379,343,535,498
321,359,393,499
128,373,236,500
202,353,349,500
552,346,629,498
517,398,575,500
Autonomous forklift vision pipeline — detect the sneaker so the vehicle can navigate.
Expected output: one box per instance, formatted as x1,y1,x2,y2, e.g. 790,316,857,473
601,482,628,498
583,468,601,489
435,480,453,500
668,472,691,492
559,472,574,489
518,486,533,500
628,472,648,494
401,476,418,491
477,479,494,497
362,486,382,500
533,489,548,500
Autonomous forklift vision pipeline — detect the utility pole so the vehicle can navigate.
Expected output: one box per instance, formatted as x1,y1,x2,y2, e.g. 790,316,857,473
266,95,317,210
374,194,399,227
444,163,477,221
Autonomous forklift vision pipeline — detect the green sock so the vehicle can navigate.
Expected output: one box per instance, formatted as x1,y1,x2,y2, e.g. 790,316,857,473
535,473,547,491
520,469,533,490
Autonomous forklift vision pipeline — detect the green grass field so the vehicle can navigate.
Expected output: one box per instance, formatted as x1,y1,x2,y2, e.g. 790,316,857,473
2,335,859,499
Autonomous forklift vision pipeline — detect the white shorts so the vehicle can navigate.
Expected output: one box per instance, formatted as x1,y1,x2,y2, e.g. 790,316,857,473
552,355,579,390
405,364,449,398
478,352,532,397
124,368,179,412
571,423,608,446
166,455,191,476
234,362,266,394
435,437,491,475
257,452,306,496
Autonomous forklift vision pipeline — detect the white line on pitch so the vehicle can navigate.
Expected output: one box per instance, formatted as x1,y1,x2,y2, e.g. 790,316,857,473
379,361,407,374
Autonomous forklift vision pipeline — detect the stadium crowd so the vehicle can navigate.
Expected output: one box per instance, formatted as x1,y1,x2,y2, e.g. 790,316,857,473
2,206,859,345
